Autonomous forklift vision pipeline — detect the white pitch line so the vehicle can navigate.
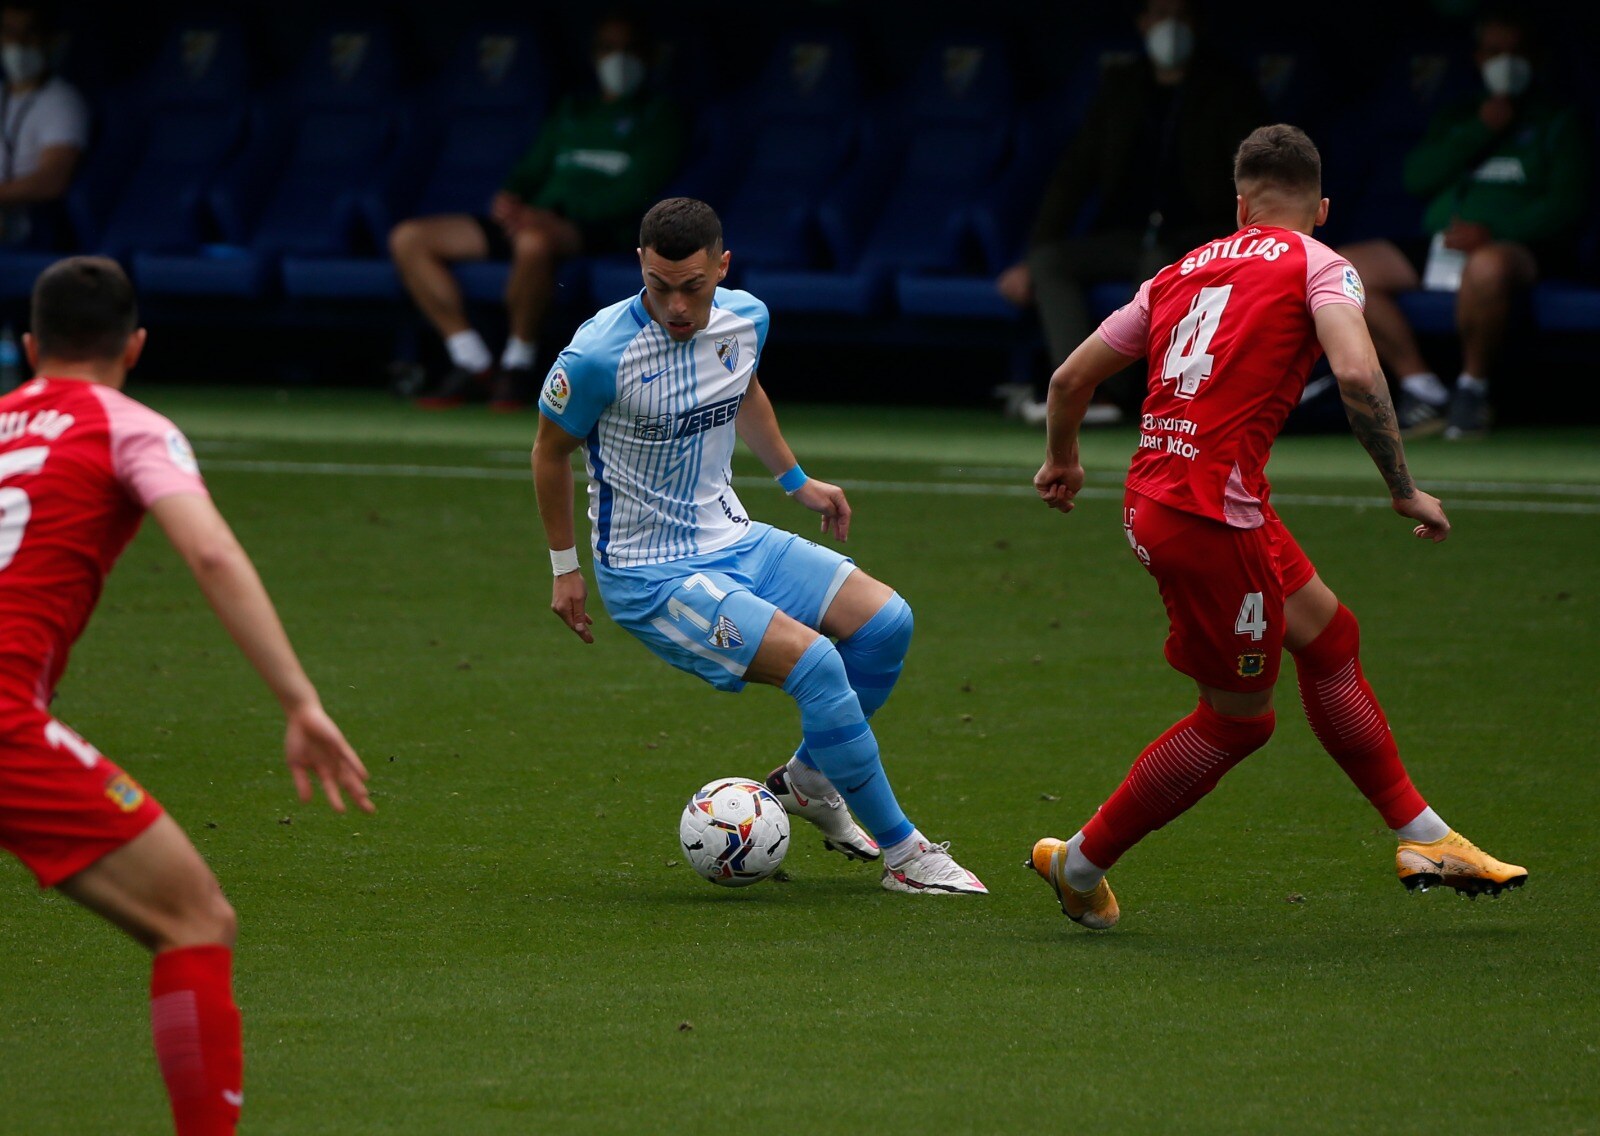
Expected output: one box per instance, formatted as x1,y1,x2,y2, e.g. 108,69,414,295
198,459,1600,516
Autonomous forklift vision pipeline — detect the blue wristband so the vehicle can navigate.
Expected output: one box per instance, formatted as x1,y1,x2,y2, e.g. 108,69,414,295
776,464,808,494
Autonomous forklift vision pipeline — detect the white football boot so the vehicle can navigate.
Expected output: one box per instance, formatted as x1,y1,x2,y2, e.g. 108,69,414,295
881,838,989,895
765,762,881,862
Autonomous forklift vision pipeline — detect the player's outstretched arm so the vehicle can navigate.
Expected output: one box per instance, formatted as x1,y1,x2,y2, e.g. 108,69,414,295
532,414,594,642
1314,303,1450,542
1035,334,1139,514
736,374,850,541
148,493,374,813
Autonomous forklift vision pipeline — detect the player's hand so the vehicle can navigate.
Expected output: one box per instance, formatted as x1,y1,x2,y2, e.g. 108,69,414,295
551,570,594,643
1442,220,1491,252
793,479,851,541
1034,460,1085,513
996,262,1033,306
284,702,373,814
489,191,520,224
1392,490,1450,543
1479,95,1514,133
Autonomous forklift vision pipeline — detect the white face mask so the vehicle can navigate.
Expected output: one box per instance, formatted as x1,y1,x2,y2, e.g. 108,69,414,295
595,51,645,99
1,44,46,85
1144,18,1195,71
1481,53,1531,97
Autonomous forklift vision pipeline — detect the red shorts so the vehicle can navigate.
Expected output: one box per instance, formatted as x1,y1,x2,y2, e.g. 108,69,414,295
1123,489,1317,693
0,707,165,888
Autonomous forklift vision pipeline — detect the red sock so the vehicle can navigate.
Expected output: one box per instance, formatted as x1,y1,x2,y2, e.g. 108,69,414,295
1291,604,1427,829
1080,701,1275,869
151,945,242,1136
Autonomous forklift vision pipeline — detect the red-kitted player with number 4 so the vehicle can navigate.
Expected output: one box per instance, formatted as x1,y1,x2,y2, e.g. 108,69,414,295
1028,125,1524,930
0,257,372,1134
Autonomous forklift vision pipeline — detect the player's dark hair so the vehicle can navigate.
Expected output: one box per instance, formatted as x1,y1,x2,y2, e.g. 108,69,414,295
30,256,139,362
1,0,58,34
640,198,722,260
1233,124,1321,195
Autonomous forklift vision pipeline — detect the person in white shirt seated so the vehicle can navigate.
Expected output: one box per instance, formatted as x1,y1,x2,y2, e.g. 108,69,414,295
0,1,88,248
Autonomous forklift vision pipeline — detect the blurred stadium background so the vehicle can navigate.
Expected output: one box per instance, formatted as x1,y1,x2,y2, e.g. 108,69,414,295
0,0,1594,414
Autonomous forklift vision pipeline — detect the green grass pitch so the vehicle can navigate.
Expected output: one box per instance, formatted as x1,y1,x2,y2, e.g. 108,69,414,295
1,388,1596,1134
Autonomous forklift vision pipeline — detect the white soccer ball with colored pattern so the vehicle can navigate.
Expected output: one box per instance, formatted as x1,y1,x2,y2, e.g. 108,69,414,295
679,778,790,887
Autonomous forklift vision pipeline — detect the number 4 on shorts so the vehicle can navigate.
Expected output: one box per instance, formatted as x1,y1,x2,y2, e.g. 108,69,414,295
1234,591,1266,641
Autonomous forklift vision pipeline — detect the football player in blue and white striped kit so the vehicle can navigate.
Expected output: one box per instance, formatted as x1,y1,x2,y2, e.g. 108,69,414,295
532,198,985,894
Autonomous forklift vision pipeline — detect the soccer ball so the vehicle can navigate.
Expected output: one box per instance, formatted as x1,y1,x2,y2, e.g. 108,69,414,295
678,778,791,887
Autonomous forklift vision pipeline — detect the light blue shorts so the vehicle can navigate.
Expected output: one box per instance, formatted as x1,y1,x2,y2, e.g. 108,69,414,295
595,522,856,692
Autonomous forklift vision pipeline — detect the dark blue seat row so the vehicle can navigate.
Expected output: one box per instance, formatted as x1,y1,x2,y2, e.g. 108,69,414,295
0,13,1594,341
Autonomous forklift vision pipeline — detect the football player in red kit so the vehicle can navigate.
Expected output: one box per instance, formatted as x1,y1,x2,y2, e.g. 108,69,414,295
0,257,373,1133
1027,125,1524,930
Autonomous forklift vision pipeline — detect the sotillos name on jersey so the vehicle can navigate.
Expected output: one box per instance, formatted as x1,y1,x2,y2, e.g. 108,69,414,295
0,409,74,443
1178,234,1291,275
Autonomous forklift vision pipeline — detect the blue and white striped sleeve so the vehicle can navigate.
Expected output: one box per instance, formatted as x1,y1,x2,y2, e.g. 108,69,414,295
538,347,614,438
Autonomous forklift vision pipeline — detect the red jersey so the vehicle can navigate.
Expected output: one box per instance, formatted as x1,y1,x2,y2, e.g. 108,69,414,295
0,377,207,710
1097,225,1366,528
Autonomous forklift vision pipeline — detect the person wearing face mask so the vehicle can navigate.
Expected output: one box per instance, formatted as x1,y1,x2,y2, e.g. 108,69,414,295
0,1,88,249
391,12,684,411
1339,8,1589,439
995,0,1266,425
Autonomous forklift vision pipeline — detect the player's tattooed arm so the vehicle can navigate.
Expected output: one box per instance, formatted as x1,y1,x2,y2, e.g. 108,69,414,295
1341,384,1416,499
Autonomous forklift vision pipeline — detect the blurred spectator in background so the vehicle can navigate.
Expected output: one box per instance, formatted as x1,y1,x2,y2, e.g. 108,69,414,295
0,1,87,248
995,0,1265,424
1340,8,1589,439
391,12,684,411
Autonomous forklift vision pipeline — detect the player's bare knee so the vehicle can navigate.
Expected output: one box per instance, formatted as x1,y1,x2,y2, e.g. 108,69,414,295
167,884,236,950
512,228,553,265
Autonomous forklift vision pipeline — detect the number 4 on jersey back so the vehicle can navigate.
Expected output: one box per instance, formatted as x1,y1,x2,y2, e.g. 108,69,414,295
1161,285,1233,399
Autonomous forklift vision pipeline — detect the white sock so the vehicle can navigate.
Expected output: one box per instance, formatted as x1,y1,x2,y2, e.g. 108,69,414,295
1394,807,1450,843
1062,830,1106,893
784,756,836,802
501,337,536,370
446,330,492,373
1400,371,1449,406
1456,372,1489,395
884,828,927,868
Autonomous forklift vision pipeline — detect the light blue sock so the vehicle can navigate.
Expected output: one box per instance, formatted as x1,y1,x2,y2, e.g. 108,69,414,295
792,594,913,771
783,637,914,847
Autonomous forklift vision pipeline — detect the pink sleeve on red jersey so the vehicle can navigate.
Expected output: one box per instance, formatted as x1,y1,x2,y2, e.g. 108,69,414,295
91,385,208,509
1095,278,1153,356
1300,233,1365,313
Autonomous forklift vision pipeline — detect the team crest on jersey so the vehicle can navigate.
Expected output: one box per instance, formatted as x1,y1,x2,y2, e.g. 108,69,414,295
1236,651,1268,678
166,429,199,476
709,614,743,650
541,369,571,414
634,413,672,441
714,336,740,373
1342,265,1366,308
104,773,146,813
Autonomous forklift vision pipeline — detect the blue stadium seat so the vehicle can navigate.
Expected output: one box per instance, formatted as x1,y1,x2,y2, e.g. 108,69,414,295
710,34,864,271
763,38,1018,317
286,21,549,301
138,21,404,299
1533,282,1600,332
66,16,251,261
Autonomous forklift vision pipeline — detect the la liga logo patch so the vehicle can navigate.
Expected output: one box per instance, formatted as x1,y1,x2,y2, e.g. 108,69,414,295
541,369,571,413
1341,265,1365,308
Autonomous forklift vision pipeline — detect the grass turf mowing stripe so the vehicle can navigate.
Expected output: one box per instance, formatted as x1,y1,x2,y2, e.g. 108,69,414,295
199,458,1600,515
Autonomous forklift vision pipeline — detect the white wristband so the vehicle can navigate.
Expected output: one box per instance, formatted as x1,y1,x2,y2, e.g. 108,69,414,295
550,547,580,576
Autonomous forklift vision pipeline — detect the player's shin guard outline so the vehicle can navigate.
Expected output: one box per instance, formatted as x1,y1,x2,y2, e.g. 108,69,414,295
151,944,242,1136
1080,702,1275,869
784,637,913,846
1290,604,1428,829
791,593,913,771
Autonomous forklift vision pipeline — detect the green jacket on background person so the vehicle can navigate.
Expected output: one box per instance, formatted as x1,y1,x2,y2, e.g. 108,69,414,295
1404,95,1590,246
502,91,685,251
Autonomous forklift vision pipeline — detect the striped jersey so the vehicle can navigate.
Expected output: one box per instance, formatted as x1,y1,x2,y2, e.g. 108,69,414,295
538,288,770,568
